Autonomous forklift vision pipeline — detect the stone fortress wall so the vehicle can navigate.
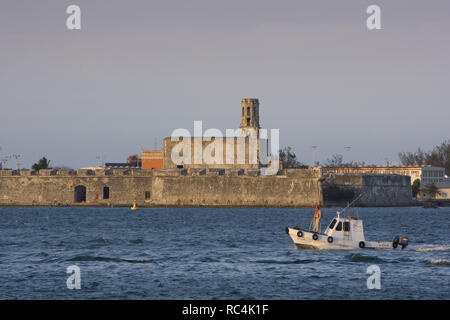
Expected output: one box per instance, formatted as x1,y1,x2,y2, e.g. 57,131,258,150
322,173,413,206
0,167,413,207
0,168,322,207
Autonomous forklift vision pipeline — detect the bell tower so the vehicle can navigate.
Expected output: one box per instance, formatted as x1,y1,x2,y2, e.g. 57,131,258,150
240,98,260,134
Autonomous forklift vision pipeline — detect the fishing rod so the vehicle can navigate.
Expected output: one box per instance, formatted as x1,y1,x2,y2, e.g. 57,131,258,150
340,193,364,215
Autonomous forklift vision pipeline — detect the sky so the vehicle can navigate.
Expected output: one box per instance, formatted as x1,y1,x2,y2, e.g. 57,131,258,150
0,0,449,169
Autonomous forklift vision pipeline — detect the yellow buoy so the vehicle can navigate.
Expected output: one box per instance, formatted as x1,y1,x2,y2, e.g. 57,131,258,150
131,200,138,211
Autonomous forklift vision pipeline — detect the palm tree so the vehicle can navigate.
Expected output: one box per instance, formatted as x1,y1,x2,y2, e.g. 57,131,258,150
32,157,51,170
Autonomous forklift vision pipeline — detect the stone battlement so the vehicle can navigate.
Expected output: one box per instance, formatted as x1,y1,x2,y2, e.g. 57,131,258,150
0,167,322,178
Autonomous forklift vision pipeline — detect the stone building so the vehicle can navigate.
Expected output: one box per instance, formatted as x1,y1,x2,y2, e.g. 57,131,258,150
143,98,266,170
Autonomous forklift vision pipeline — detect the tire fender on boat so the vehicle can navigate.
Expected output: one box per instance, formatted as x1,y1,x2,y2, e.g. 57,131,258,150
297,230,304,238
312,233,319,241
327,236,333,243
359,241,365,249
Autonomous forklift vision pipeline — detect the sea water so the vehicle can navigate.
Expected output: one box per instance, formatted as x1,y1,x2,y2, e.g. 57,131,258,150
0,206,448,299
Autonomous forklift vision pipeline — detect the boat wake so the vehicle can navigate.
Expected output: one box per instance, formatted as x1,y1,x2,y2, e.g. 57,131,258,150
412,245,450,252
255,259,316,265
425,259,450,266
66,255,152,264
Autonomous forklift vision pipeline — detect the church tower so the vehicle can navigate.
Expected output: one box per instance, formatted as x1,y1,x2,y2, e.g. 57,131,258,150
240,98,260,135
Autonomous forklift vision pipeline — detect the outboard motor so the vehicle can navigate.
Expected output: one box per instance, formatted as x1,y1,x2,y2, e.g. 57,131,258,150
393,236,409,250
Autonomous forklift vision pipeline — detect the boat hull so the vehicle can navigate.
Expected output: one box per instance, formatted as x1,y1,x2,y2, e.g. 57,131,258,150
287,228,393,250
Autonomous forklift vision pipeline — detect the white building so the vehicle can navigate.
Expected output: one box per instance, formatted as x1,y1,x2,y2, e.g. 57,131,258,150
420,166,446,188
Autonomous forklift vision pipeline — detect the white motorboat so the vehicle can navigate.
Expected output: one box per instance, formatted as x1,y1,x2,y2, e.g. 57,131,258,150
286,197,409,250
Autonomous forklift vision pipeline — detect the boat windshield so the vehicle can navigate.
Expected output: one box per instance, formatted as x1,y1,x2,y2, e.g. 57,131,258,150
328,219,337,230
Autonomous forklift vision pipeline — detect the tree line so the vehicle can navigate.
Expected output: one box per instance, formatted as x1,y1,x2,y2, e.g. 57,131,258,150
278,147,374,169
398,140,450,175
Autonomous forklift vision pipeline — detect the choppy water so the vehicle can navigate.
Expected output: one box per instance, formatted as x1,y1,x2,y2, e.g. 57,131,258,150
0,206,448,299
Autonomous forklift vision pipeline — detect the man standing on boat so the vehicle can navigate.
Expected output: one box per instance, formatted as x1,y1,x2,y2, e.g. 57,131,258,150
312,205,322,232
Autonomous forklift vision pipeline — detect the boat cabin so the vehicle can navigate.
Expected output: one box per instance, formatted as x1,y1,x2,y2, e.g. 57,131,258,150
324,212,365,242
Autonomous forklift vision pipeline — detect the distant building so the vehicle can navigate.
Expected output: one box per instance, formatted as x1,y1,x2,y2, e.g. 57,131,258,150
127,155,142,168
103,155,142,169
105,162,139,169
141,150,164,170
323,165,447,187
322,166,422,185
436,180,450,199
420,179,450,200
142,98,267,170
420,166,446,188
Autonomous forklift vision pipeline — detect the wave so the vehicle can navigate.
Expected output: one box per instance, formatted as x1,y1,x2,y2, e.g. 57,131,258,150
66,255,152,264
199,257,221,263
255,259,315,265
348,253,383,263
425,259,450,266
0,241,15,247
88,237,114,244
413,245,450,252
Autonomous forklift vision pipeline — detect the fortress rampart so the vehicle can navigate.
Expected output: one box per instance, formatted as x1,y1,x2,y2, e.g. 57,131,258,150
0,168,323,207
0,168,414,207
323,173,413,206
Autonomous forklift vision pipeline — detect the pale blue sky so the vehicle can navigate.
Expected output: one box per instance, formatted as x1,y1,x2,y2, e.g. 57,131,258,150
0,0,449,169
